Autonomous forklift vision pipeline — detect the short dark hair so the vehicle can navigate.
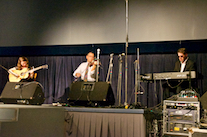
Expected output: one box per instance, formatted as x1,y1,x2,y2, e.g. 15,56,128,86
177,48,187,54
87,52,94,55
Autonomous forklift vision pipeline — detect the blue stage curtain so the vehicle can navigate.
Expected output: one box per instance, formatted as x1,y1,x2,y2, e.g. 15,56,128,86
0,53,206,107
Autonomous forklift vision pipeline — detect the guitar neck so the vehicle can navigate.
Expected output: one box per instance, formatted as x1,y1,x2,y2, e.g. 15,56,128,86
27,66,44,74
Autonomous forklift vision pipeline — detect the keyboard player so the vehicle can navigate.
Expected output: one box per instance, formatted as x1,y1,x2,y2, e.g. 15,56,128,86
164,48,196,99
174,48,196,73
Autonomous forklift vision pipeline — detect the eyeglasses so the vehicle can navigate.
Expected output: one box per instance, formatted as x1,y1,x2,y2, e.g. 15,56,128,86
178,55,184,58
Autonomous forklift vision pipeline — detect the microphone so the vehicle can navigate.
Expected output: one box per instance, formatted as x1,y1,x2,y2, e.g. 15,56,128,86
119,53,125,56
97,48,100,60
134,60,139,64
118,53,125,59
14,83,24,89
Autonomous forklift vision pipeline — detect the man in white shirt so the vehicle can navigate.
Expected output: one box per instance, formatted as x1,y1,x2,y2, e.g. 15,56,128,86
73,52,97,82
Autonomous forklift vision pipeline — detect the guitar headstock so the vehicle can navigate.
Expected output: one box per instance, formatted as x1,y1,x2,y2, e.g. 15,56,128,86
42,65,48,69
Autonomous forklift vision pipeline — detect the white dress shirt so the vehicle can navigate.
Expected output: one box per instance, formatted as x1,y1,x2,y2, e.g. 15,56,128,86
73,62,96,81
180,57,188,72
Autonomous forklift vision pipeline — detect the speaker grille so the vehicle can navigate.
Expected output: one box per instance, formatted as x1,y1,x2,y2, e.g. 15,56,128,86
0,82,45,105
69,82,115,106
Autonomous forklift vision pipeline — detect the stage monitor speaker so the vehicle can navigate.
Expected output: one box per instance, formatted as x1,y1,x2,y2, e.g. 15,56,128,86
200,91,207,110
0,82,45,105
69,81,115,106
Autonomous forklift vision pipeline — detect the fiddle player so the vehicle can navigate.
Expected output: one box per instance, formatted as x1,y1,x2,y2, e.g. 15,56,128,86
73,52,97,82
8,56,35,82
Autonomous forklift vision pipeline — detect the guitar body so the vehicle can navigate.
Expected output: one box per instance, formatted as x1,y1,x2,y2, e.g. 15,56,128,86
9,68,29,82
8,64,48,82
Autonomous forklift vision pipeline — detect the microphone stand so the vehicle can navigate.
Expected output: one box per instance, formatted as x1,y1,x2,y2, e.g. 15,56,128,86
135,48,141,104
19,84,23,99
124,0,129,107
106,53,114,84
96,48,100,82
117,53,124,106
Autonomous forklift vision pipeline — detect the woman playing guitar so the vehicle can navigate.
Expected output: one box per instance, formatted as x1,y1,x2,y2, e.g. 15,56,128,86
8,56,35,82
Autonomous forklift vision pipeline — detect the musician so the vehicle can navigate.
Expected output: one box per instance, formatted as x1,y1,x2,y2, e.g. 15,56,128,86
73,52,97,82
8,56,35,82
164,48,196,99
174,48,196,91
174,48,196,72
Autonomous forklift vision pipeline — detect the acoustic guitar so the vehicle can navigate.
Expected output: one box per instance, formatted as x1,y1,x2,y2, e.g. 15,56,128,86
9,64,48,82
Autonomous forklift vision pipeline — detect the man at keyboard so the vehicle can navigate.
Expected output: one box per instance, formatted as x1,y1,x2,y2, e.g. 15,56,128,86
174,48,196,72
164,48,196,99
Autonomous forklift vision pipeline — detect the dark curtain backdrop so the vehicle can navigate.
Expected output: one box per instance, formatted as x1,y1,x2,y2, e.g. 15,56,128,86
0,53,206,107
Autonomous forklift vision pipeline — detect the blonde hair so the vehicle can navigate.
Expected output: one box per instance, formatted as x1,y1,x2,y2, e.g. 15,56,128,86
17,56,29,70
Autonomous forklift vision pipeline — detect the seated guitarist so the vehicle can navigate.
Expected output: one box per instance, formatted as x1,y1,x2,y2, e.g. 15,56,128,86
8,56,35,82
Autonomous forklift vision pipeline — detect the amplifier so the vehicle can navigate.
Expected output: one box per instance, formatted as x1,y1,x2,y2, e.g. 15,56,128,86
69,81,115,106
163,100,200,136
0,82,45,105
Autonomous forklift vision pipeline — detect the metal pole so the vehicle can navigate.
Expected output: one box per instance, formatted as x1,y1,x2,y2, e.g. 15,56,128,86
135,48,140,104
96,48,100,82
117,54,123,106
124,0,129,106
137,48,141,103
134,59,138,104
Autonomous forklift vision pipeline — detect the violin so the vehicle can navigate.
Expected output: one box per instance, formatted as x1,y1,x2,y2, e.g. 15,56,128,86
90,59,101,66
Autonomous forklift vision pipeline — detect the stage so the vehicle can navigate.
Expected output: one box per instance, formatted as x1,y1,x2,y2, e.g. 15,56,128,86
0,104,65,137
65,107,145,137
0,104,146,137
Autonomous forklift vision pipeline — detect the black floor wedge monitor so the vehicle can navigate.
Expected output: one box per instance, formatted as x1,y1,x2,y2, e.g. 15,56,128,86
0,82,45,105
69,81,115,106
